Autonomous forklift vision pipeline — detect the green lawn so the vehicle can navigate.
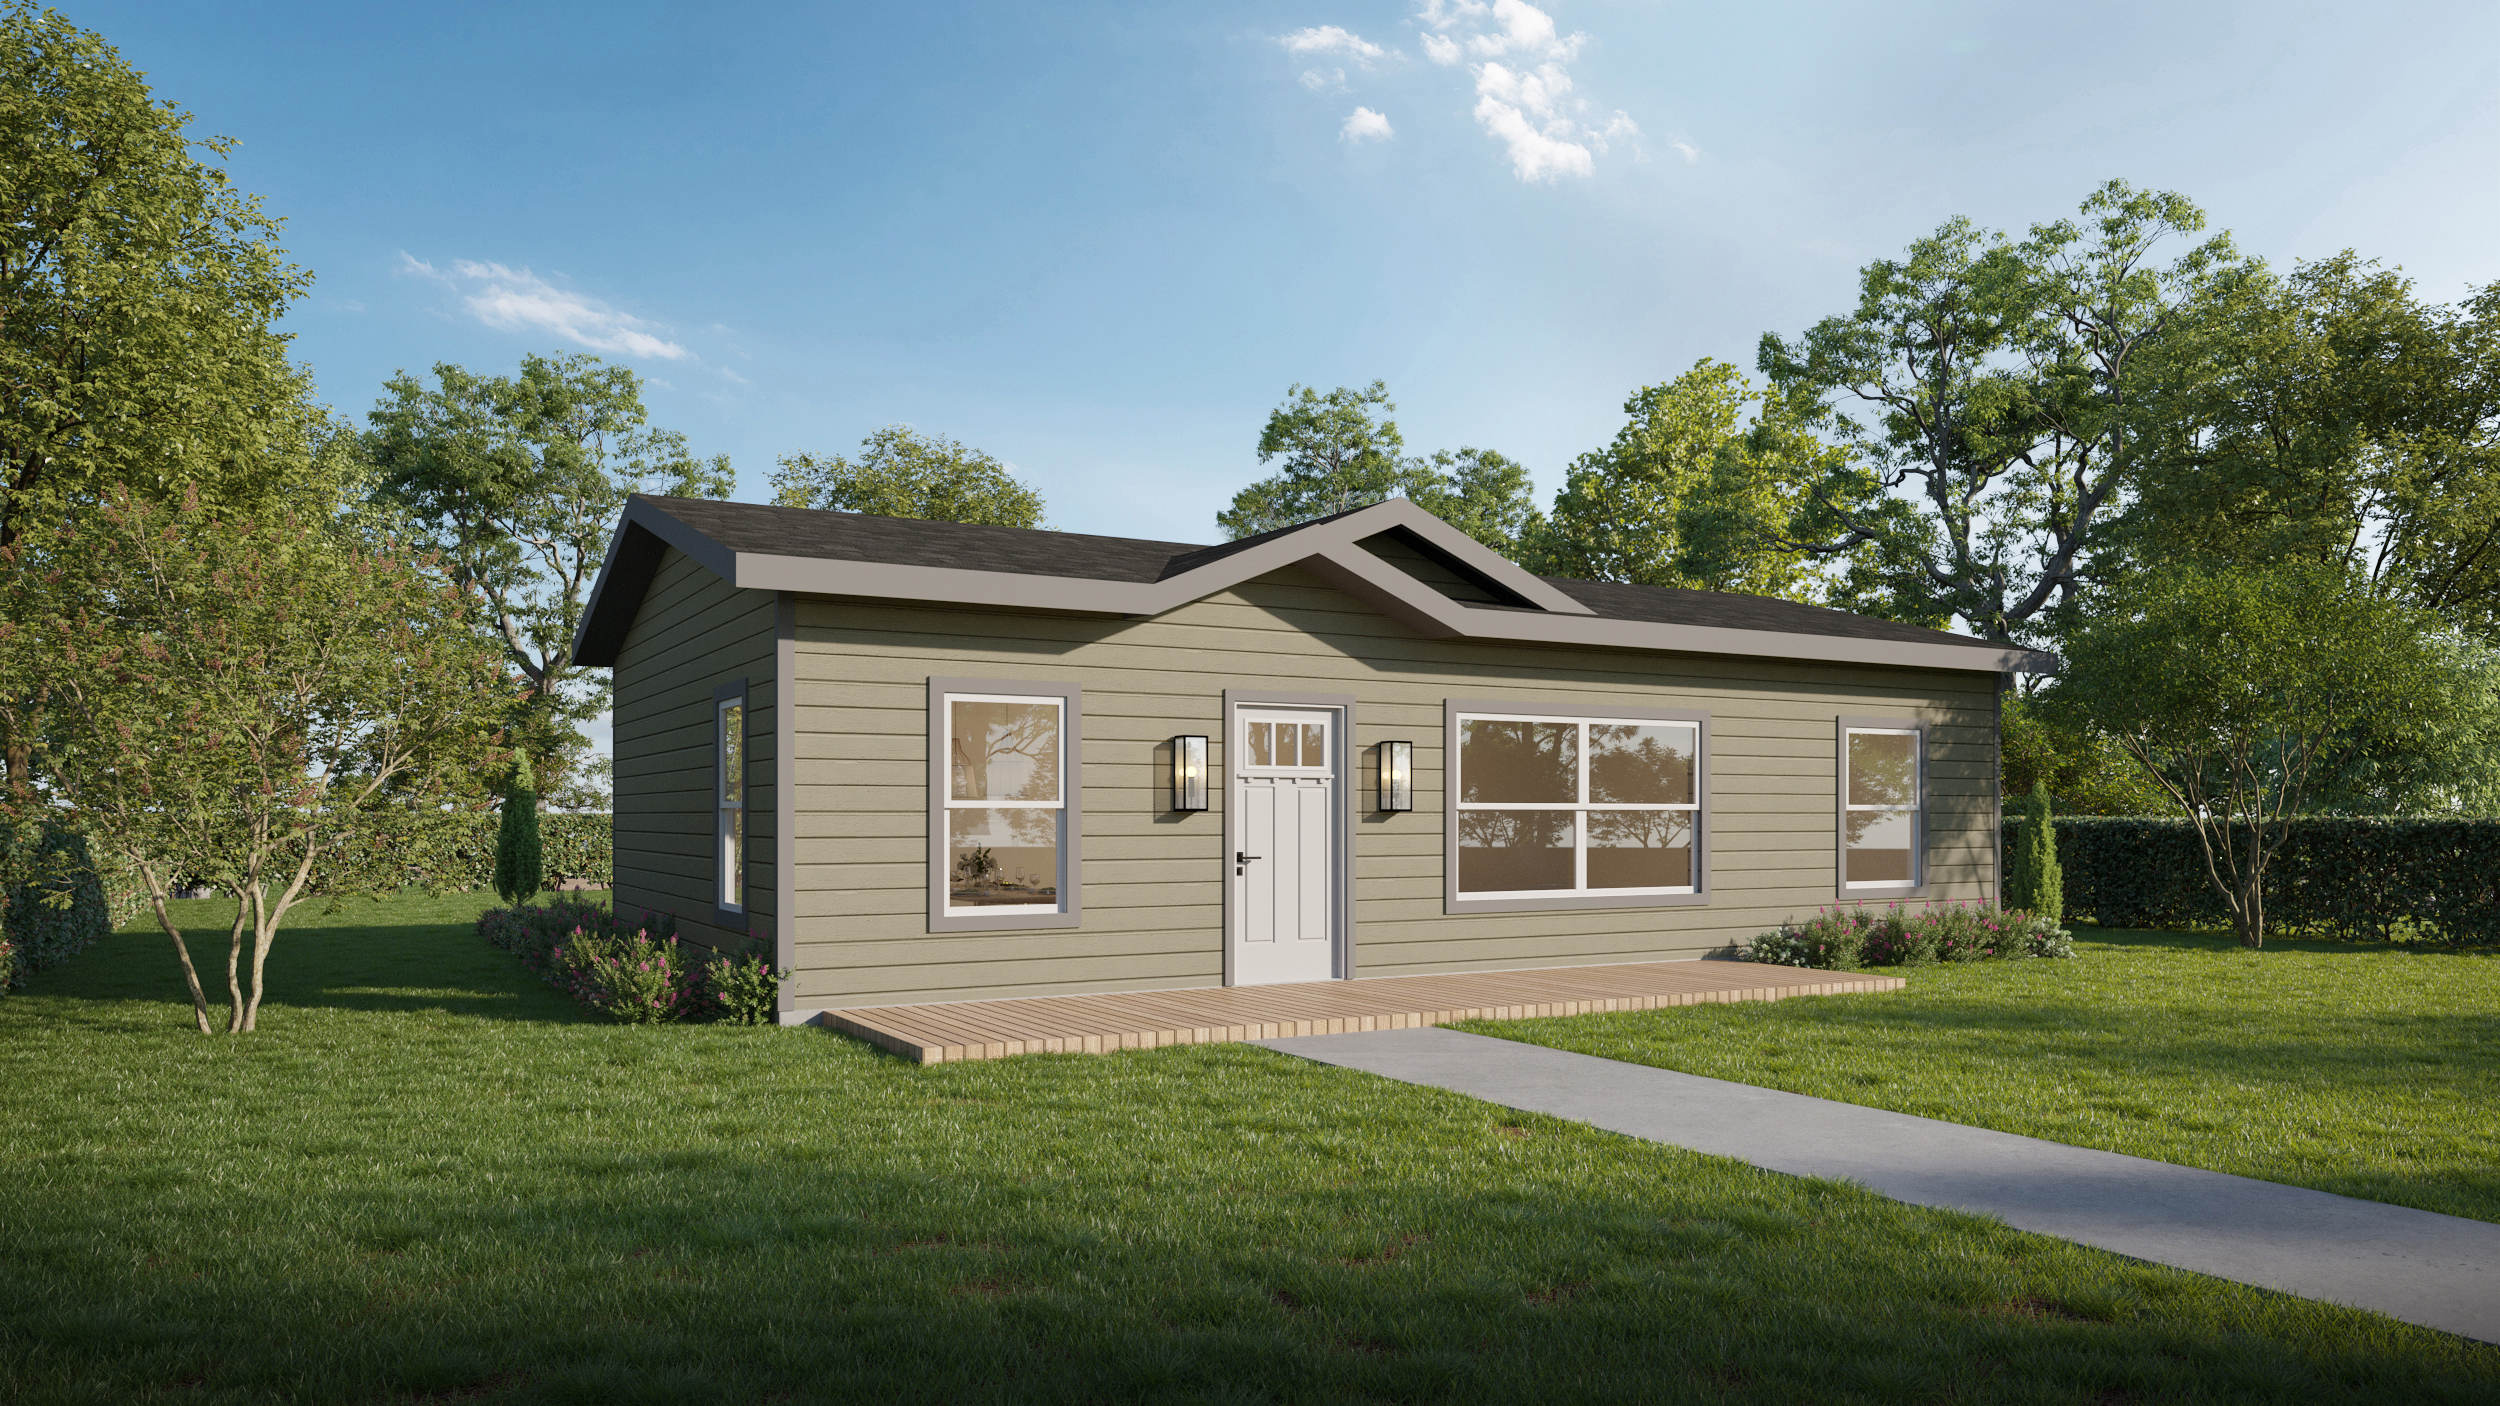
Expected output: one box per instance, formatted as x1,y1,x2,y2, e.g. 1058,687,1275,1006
1458,929,2500,1225
1,898,2493,1404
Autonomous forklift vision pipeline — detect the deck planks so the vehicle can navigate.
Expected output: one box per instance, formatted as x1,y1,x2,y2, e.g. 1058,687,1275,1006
818,960,1904,1064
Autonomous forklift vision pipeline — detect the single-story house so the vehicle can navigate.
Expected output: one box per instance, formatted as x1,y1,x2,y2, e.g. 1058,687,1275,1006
573,494,2053,1026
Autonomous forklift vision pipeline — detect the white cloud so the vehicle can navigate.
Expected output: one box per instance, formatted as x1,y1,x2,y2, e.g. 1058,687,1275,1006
396,253,689,360
1411,0,1642,183
1341,106,1395,143
1301,67,1346,91
1281,25,1385,61
1671,137,1699,163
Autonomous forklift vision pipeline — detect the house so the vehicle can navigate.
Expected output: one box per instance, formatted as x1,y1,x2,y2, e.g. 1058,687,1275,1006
572,494,2053,1026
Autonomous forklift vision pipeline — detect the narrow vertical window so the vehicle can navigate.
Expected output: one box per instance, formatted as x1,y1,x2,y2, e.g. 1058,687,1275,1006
1842,727,1920,888
717,696,745,911
944,694,1066,913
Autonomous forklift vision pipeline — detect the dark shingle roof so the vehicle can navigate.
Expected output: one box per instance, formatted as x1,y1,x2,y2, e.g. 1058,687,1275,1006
636,496,2008,654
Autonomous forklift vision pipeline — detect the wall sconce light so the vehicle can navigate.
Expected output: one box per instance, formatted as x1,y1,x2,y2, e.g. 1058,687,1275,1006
1171,735,1209,812
1378,740,1413,812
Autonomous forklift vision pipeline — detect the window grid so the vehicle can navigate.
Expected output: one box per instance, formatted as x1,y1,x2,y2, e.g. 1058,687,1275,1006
943,692,1066,915
1842,725,1921,890
1455,712,1700,898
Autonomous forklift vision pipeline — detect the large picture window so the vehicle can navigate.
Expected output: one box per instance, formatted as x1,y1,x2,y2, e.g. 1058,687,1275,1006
1453,710,1702,900
927,677,1084,931
715,687,745,914
1841,723,1922,890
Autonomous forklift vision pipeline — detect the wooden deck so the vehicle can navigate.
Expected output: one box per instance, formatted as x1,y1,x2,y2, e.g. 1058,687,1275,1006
818,960,1904,1064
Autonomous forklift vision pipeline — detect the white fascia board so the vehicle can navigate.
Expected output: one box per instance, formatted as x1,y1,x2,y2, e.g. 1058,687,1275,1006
1446,609,2053,674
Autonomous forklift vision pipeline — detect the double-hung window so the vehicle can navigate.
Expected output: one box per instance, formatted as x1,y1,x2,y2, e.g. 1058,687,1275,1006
1839,722,1923,891
1449,706,1706,907
715,688,745,914
928,678,1084,930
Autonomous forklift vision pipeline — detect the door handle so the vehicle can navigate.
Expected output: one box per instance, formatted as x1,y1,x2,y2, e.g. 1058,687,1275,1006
1236,850,1261,876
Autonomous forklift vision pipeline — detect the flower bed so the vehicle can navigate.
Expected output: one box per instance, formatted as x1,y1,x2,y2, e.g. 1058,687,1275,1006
1745,901,2073,970
478,900,787,1024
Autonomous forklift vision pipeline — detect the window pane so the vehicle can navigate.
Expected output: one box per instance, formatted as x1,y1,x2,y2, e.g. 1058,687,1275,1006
1461,720,1578,804
1457,809,1575,893
1301,722,1325,766
1848,731,1917,808
720,809,743,907
951,700,1060,803
1586,809,1692,889
1275,721,1298,767
948,807,1061,906
1589,723,1694,805
720,702,744,806
1845,807,1915,884
1247,721,1272,767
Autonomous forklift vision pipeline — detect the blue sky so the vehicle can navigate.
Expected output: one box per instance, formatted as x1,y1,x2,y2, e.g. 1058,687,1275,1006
69,0,2500,550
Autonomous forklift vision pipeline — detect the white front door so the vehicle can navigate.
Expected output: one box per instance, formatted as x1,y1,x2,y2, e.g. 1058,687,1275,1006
1230,706,1340,986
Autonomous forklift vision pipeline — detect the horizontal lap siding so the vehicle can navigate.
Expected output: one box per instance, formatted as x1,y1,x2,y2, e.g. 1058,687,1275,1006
611,548,776,958
785,567,1998,1008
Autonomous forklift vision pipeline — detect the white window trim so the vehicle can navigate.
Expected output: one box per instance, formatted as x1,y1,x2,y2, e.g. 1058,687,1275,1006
926,676,1085,933
1837,717,1930,898
1443,699,1712,915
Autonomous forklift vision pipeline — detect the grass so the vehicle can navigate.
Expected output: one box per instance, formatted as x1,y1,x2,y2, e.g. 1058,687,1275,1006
1456,927,2500,1226
0,897,2491,1404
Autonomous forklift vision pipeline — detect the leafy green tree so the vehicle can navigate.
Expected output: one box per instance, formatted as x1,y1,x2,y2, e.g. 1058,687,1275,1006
1999,693,2168,815
0,4,320,545
772,426,1045,528
1758,181,2243,641
1219,382,1543,556
1540,359,1836,599
2108,254,2500,641
493,751,544,906
0,488,512,1031
2048,560,2487,947
363,353,730,786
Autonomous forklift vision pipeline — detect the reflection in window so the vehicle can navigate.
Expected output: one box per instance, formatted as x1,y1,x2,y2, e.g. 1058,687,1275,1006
1457,714,1699,896
1243,719,1329,769
1843,728,1920,887
717,698,744,911
945,696,1065,910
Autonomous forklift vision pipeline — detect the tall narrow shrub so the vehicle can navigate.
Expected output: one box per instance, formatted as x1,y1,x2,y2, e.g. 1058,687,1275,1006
493,753,544,906
2007,780,2064,921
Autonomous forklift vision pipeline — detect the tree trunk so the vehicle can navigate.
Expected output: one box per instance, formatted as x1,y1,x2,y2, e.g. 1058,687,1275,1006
222,901,250,1034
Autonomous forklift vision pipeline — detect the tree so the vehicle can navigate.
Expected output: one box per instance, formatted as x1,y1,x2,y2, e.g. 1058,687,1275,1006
1539,359,1836,599
0,5,320,546
494,750,544,906
2048,560,2482,947
1999,693,2168,815
1219,382,1543,556
0,488,511,1031
2107,254,2500,641
363,353,731,786
2004,781,2064,922
1757,181,2243,641
772,426,1045,528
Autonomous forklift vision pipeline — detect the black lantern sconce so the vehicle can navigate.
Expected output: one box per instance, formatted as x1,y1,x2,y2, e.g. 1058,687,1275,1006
1378,740,1414,812
1171,735,1209,812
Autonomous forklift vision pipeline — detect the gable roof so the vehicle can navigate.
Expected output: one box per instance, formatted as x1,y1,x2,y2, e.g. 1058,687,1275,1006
574,495,2055,675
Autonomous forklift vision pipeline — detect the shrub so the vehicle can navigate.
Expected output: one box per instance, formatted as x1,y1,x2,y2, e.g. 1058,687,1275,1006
0,935,15,993
571,931,702,1024
1745,908,1874,969
492,754,545,905
1746,901,2076,970
2012,816,2500,945
4,826,111,987
707,954,787,1025
2005,781,2065,922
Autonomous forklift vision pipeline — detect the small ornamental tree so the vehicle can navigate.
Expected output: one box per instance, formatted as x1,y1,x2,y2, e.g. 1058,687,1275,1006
2005,781,2064,922
2051,561,2468,948
0,489,512,1032
493,750,544,905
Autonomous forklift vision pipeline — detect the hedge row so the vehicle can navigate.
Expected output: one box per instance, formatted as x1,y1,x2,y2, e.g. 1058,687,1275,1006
388,811,613,893
2005,816,2500,944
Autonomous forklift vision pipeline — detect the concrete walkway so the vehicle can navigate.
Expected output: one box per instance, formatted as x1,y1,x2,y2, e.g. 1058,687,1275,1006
1254,1026,2500,1343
